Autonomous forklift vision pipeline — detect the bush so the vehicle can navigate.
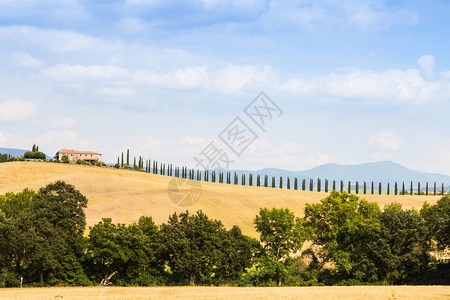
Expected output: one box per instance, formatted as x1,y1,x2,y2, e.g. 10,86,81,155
24,151,46,160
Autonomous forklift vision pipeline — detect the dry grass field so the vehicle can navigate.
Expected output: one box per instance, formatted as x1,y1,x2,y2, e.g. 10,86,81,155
0,161,441,237
0,285,449,300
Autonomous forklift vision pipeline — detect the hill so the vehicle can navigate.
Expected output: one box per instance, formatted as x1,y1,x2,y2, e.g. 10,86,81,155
0,147,52,160
0,162,441,238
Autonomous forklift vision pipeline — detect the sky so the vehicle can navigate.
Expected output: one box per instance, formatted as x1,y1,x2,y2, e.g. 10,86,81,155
1,0,450,174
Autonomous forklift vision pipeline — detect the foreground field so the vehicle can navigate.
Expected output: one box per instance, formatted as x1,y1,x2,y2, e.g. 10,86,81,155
0,162,441,237
1,286,449,300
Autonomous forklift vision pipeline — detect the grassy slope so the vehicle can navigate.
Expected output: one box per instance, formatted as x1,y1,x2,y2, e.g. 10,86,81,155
0,162,440,237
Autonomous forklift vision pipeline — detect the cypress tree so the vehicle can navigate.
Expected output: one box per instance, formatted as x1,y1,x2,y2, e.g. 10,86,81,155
241,174,245,186
442,183,445,195
402,182,405,195
235,172,238,185
279,176,283,189
348,181,351,193
379,182,382,195
317,178,321,192
332,180,336,191
340,180,343,193
294,178,298,190
363,181,367,194
257,174,261,187
287,177,290,189
387,183,390,195
264,175,268,187
126,149,129,166
426,182,429,195
434,182,436,196
249,173,253,186
395,182,398,195
117,156,119,166
302,179,306,191
121,152,124,167
134,157,136,169
309,178,313,191
371,181,374,195
325,179,328,193
355,181,359,194
411,181,413,195
272,177,276,188
418,182,421,195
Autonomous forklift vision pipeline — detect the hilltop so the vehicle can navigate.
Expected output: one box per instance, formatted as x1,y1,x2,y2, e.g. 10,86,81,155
0,162,441,237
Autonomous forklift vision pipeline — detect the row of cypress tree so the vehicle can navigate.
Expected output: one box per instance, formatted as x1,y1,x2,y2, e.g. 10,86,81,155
117,150,448,195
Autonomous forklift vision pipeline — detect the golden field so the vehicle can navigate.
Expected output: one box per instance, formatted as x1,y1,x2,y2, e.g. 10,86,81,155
0,161,441,237
0,286,449,300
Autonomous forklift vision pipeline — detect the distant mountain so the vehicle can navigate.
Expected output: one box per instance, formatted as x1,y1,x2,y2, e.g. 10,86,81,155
0,147,52,160
233,161,450,189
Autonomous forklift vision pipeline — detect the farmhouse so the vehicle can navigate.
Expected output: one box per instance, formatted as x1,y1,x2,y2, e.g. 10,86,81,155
57,149,102,163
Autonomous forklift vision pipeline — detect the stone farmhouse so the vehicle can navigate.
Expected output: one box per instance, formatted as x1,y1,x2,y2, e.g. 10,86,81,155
57,149,102,163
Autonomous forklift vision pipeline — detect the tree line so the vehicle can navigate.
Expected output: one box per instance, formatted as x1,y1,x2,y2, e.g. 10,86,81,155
0,182,448,287
117,150,449,196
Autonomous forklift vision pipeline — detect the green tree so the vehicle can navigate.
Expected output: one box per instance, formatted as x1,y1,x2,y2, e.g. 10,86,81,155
373,203,430,284
158,210,230,285
254,207,306,286
61,155,69,163
86,218,134,284
30,181,89,283
304,192,381,282
421,194,450,250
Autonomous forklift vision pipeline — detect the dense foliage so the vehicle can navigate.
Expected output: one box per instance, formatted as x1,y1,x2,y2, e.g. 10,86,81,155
0,185,448,287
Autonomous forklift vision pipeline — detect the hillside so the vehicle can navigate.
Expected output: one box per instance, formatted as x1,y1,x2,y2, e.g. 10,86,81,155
0,147,52,160
0,162,441,237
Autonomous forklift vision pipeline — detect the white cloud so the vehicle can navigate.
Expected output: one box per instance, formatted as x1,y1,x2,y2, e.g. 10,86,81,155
0,99,36,121
366,131,405,151
42,64,131,81
49,116,76,129
95,87,136,98
282,66,450,104
418,55,436,79
10,51,43,68
38,130,90,151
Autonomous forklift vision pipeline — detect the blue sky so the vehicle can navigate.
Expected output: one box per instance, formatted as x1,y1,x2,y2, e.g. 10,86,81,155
1,0,450,174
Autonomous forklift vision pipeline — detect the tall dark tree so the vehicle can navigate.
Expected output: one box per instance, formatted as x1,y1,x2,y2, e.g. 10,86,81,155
126,149,129,166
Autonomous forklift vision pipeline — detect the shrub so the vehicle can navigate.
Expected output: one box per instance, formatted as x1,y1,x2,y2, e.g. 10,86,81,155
24,151,46,160
61,155,69,163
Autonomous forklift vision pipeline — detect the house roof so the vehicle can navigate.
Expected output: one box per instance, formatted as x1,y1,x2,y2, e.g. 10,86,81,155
59,149,102,155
